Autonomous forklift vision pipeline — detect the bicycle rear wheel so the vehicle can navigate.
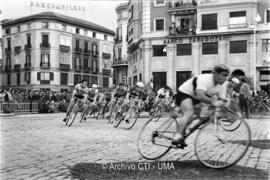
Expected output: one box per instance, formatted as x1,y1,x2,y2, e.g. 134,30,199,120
195,118,251,169
138,116,178,160
123,105,139,130
113,112,123,128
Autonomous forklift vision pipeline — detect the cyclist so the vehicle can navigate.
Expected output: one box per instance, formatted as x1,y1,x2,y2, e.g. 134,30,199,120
63,79,88,122
84,84,99,118
173,64,230,146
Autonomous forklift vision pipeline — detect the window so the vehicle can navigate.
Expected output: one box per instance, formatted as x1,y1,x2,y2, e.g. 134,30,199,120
92,44,97,52
177,44,192,56
84,58,89,69
42,34,49,45
202,14,217,30
84,41,88,50
7,74,11,86
154,0,165,6
40,72,50,80
262,39,270,52
153,45,167,57
266,10,270,23
230,40,247,53
155,18,165,31
41,54,50,63
76,28,80,34
26,54,31,64
229,11,246,28
6,28,10,34
75,57,81,68
118,47,122,58
92,60,97,71
74,74,81,85
42,22,49,29
7,38,11,48
202,42,218,54
260,71,270,81
103,77,109,88
104,35,108,40
60,73,68,85
62,24,66,31
117,27,122,41
6,57,11,66
17,73,20,85
84,29,87,36
75,39,80,48
60,35,70,46
17,26,20,32
27,23,31,30
60,53,69,64
93,32,96,38
27,34,31,46
25,72,31,84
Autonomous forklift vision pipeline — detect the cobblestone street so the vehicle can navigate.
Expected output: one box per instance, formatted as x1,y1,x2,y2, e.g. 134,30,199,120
0,113,269,179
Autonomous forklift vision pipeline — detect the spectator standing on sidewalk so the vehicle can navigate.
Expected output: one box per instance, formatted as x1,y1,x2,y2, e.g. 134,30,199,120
239,77,251,118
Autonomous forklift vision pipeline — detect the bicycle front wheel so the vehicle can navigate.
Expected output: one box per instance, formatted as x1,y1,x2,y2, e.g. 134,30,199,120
194,118,251,169
123,105,139,130
138,116,178,160
66,106,78,127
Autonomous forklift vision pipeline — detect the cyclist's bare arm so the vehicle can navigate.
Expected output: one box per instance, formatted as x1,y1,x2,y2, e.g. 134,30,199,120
195,89,215,105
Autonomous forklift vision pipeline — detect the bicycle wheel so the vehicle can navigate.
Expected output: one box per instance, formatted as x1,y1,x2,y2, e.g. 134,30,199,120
152,105,162,122
138,116,178,160
195,118,251,169
113,112,123,128
257,104,265,114
122,105,139,130
66,105,78,127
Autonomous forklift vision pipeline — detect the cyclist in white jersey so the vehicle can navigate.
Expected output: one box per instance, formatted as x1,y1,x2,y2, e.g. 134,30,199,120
63,79,88,122
173,64,230,146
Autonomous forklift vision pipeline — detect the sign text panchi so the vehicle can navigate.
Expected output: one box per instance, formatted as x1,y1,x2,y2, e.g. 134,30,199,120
30,1,85,12
164,35,229,44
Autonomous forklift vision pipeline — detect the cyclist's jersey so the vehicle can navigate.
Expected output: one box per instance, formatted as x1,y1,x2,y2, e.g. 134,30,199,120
179,74,228,99
114,86,127,97
88,88,98,101
129,86,148,100
157,88,170,99
72,83,89,99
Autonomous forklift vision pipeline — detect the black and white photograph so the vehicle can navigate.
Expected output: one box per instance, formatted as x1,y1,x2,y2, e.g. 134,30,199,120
0,0,269,179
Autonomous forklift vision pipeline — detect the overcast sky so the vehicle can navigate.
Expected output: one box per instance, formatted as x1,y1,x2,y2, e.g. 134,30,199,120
0,0,128,36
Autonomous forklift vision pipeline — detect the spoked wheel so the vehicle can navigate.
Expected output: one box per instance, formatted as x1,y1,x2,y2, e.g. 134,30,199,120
66,106,78,127
152,105,162,122
79,111,87,123
195,118,251,169
113,112,123,128
138,116,178,160
122,106,139,130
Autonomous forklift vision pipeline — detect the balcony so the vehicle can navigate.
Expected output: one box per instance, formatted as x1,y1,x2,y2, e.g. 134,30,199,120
102,53,111,59
5,65,11,71
40,62,50,69
59,45,70,52
40,43,50,50
24,44,32,51
114,37,122,44
92,67,99,74
83,49,91,55
59,63,70,70
74,47,82,53
14,46,21,54
102,69,111,76
92,51,99,56
40,80,50,85
74,65,82,71
112,59,128,67
169,24,196,36
83,66,91,72
24,63,31,70
5,47,11,53
168,1,197,13
14,64,21,71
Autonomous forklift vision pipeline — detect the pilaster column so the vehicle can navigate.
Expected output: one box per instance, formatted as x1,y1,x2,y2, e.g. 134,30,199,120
218,40,226,65
192,42,200,75
143,40,152,84
167,43,175,89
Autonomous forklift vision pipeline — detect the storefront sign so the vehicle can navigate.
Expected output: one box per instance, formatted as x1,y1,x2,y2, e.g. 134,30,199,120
164,35,227,44
30,1,85,12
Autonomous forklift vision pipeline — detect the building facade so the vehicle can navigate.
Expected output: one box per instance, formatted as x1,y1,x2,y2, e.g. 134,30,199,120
113,3,129,86
1,12,115,91
126,0,270,91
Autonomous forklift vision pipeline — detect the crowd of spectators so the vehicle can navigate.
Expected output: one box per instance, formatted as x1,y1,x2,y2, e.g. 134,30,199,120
0,88,73,113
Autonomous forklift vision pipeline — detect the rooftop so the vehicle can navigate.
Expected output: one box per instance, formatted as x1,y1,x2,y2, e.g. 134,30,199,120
2,12,115,35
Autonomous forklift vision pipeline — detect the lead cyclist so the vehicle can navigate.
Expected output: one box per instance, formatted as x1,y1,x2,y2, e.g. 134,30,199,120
63,79,89,122
173,64,231,146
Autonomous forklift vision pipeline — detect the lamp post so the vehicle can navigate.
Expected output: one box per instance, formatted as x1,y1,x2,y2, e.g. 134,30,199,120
250,14,261,93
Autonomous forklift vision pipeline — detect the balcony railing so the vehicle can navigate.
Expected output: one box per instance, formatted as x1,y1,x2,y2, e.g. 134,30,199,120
59,63,70,70
14,64,21,71
102,53,111,59
24,63,31,69
5,47,11,53
92,67,99,74
112,59,128,67
40,62,50,68
25,44,32,51
102,69,111,76
5,65,11,71
14,46,21,53
74,47,82,53
40,43,50,50
168,1,197,9
74,65,82,70
92,51,99,56
83,49,91,55
169,24,196,36
59,45,70,52
83,66,91,72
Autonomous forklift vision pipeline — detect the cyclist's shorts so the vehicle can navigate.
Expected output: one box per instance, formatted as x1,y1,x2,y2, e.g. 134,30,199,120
74,94,85,100
87,97,94,102
105,98,111,102
175,91,200,106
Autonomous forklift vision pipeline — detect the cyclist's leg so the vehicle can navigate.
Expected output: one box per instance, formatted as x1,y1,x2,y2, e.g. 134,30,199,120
173,98,194,144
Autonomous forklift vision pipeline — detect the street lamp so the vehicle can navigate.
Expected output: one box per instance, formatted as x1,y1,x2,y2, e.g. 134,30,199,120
250,13,261,93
